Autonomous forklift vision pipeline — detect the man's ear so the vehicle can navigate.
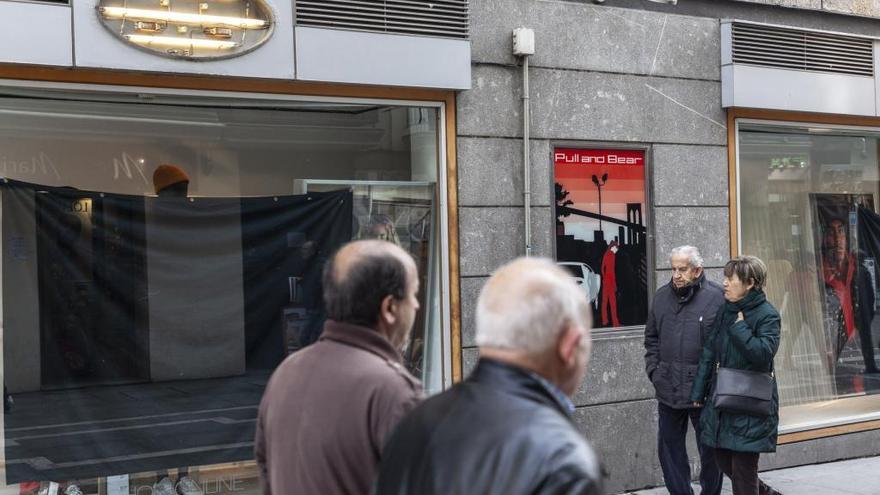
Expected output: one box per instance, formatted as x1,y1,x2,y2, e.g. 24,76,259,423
379,294,397,327
693,265,704,278
557,326,582,366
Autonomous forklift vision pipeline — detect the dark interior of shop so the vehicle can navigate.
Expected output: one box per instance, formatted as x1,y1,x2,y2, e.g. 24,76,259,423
0,93,440,486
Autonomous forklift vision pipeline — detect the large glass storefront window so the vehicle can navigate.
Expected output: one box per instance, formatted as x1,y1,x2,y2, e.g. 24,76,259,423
0,89,445,494
739,121,880,432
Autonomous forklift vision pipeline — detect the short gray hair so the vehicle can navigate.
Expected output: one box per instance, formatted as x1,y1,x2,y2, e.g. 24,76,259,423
475,257,591,355
670,245,704,268
723,255,768,292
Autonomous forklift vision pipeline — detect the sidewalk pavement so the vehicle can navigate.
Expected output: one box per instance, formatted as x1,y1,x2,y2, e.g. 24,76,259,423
622,455,880,494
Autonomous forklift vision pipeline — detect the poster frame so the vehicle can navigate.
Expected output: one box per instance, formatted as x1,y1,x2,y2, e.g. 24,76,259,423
548,141,655,337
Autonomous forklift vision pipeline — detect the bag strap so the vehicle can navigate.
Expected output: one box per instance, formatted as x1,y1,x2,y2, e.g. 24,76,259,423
717,309,775,378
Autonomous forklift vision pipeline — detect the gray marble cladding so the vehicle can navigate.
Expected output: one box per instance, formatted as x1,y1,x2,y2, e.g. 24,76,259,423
733,0,822,9
459,65,726,146
470,0,720,81
574,332,654,407
454,2,880,489
653,207,730,269
760,428,880,471
823,0,880,17
460,276,488,348
735,0,880,17
574,400,667,493
458,206,553,277
457,138,551,207
465,328,655,406
806,428,880,464
458,65,520,137
462,347,479,378
652,145,729,207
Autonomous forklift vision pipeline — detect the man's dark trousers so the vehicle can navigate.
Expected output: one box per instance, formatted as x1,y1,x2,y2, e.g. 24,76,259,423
657,402,722,495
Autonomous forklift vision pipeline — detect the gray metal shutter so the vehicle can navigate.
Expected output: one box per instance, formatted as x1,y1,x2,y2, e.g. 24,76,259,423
295,0,469,40
732,22,874,77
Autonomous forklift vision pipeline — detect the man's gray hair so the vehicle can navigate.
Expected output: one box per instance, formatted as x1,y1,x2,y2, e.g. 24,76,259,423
670,245,704,268
474,257,591,355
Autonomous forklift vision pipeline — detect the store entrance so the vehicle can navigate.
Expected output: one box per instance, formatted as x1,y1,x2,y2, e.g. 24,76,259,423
36,190,150,389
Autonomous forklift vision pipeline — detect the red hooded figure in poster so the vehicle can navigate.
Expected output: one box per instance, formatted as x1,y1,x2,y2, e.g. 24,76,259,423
601,240,621,327
554,148,648,329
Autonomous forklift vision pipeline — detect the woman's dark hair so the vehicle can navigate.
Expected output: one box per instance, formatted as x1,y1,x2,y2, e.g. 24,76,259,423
723,255,768,292
322,251,409,327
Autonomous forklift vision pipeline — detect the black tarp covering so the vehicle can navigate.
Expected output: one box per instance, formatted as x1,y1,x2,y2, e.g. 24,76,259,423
0,179,351,484
855,206,880,371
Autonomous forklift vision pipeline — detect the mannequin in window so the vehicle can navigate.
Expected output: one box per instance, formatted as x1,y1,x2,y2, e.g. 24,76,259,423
361,214,401,246
153,164,190,198
150,164,204,495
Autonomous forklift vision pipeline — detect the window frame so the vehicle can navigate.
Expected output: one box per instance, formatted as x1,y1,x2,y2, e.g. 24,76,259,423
0,77,458,389
731,110,880,439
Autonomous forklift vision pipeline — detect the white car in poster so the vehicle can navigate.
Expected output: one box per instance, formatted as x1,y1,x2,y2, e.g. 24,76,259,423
558,262,601,307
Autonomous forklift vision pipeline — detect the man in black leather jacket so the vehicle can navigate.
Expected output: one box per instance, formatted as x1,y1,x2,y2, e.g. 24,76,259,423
644,246,724,495
374,257,604,495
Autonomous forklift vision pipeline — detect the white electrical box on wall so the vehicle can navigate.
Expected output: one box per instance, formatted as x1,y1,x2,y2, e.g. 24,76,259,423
512,28,535,56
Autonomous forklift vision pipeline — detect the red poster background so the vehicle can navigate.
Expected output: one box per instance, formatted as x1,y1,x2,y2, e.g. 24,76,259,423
554,148,645,241
554,148,647,329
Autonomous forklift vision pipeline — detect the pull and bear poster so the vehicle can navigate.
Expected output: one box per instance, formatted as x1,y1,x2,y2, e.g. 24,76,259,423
554,148,648,329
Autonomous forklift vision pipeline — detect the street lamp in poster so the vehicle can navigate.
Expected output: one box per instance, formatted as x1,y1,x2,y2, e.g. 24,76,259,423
554,148,648,329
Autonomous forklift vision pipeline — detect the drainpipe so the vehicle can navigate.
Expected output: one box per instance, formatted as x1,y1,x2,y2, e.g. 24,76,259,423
513,28,535,257
522,55,532,257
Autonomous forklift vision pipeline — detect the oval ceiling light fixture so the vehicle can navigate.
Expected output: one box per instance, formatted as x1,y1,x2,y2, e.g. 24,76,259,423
97,0,274,60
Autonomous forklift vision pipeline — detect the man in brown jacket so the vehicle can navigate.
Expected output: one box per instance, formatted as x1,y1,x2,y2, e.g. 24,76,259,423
254,240,423,495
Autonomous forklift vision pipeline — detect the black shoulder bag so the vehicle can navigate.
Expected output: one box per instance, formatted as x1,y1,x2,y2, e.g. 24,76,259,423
712,315,774,417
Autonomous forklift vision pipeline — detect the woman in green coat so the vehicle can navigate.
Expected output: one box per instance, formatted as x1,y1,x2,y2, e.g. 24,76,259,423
689,256,781,495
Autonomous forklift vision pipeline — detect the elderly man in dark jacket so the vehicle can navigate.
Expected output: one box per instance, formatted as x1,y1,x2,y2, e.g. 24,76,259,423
374,257,603,495
645,246,724,495
254,240,423,495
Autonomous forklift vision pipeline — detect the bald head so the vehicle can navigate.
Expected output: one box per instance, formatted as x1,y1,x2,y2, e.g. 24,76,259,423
476,258,591,356
323,240,418,330
330,240,411,284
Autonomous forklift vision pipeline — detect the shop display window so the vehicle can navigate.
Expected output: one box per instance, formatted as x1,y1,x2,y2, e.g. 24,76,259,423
0,91,444,494
738,122,880,432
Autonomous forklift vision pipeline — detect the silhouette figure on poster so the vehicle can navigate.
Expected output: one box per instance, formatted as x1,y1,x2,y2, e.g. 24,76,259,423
601,240,621,327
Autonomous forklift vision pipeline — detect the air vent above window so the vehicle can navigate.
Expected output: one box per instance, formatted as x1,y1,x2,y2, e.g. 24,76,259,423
731,23,874,77
295,0,469,40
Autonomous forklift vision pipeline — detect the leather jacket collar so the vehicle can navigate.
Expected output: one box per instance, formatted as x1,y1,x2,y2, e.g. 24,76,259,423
470,358,575,418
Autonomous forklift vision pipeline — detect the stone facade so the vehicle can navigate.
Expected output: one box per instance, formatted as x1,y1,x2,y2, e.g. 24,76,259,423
736,0,880,17
459,0,880,492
